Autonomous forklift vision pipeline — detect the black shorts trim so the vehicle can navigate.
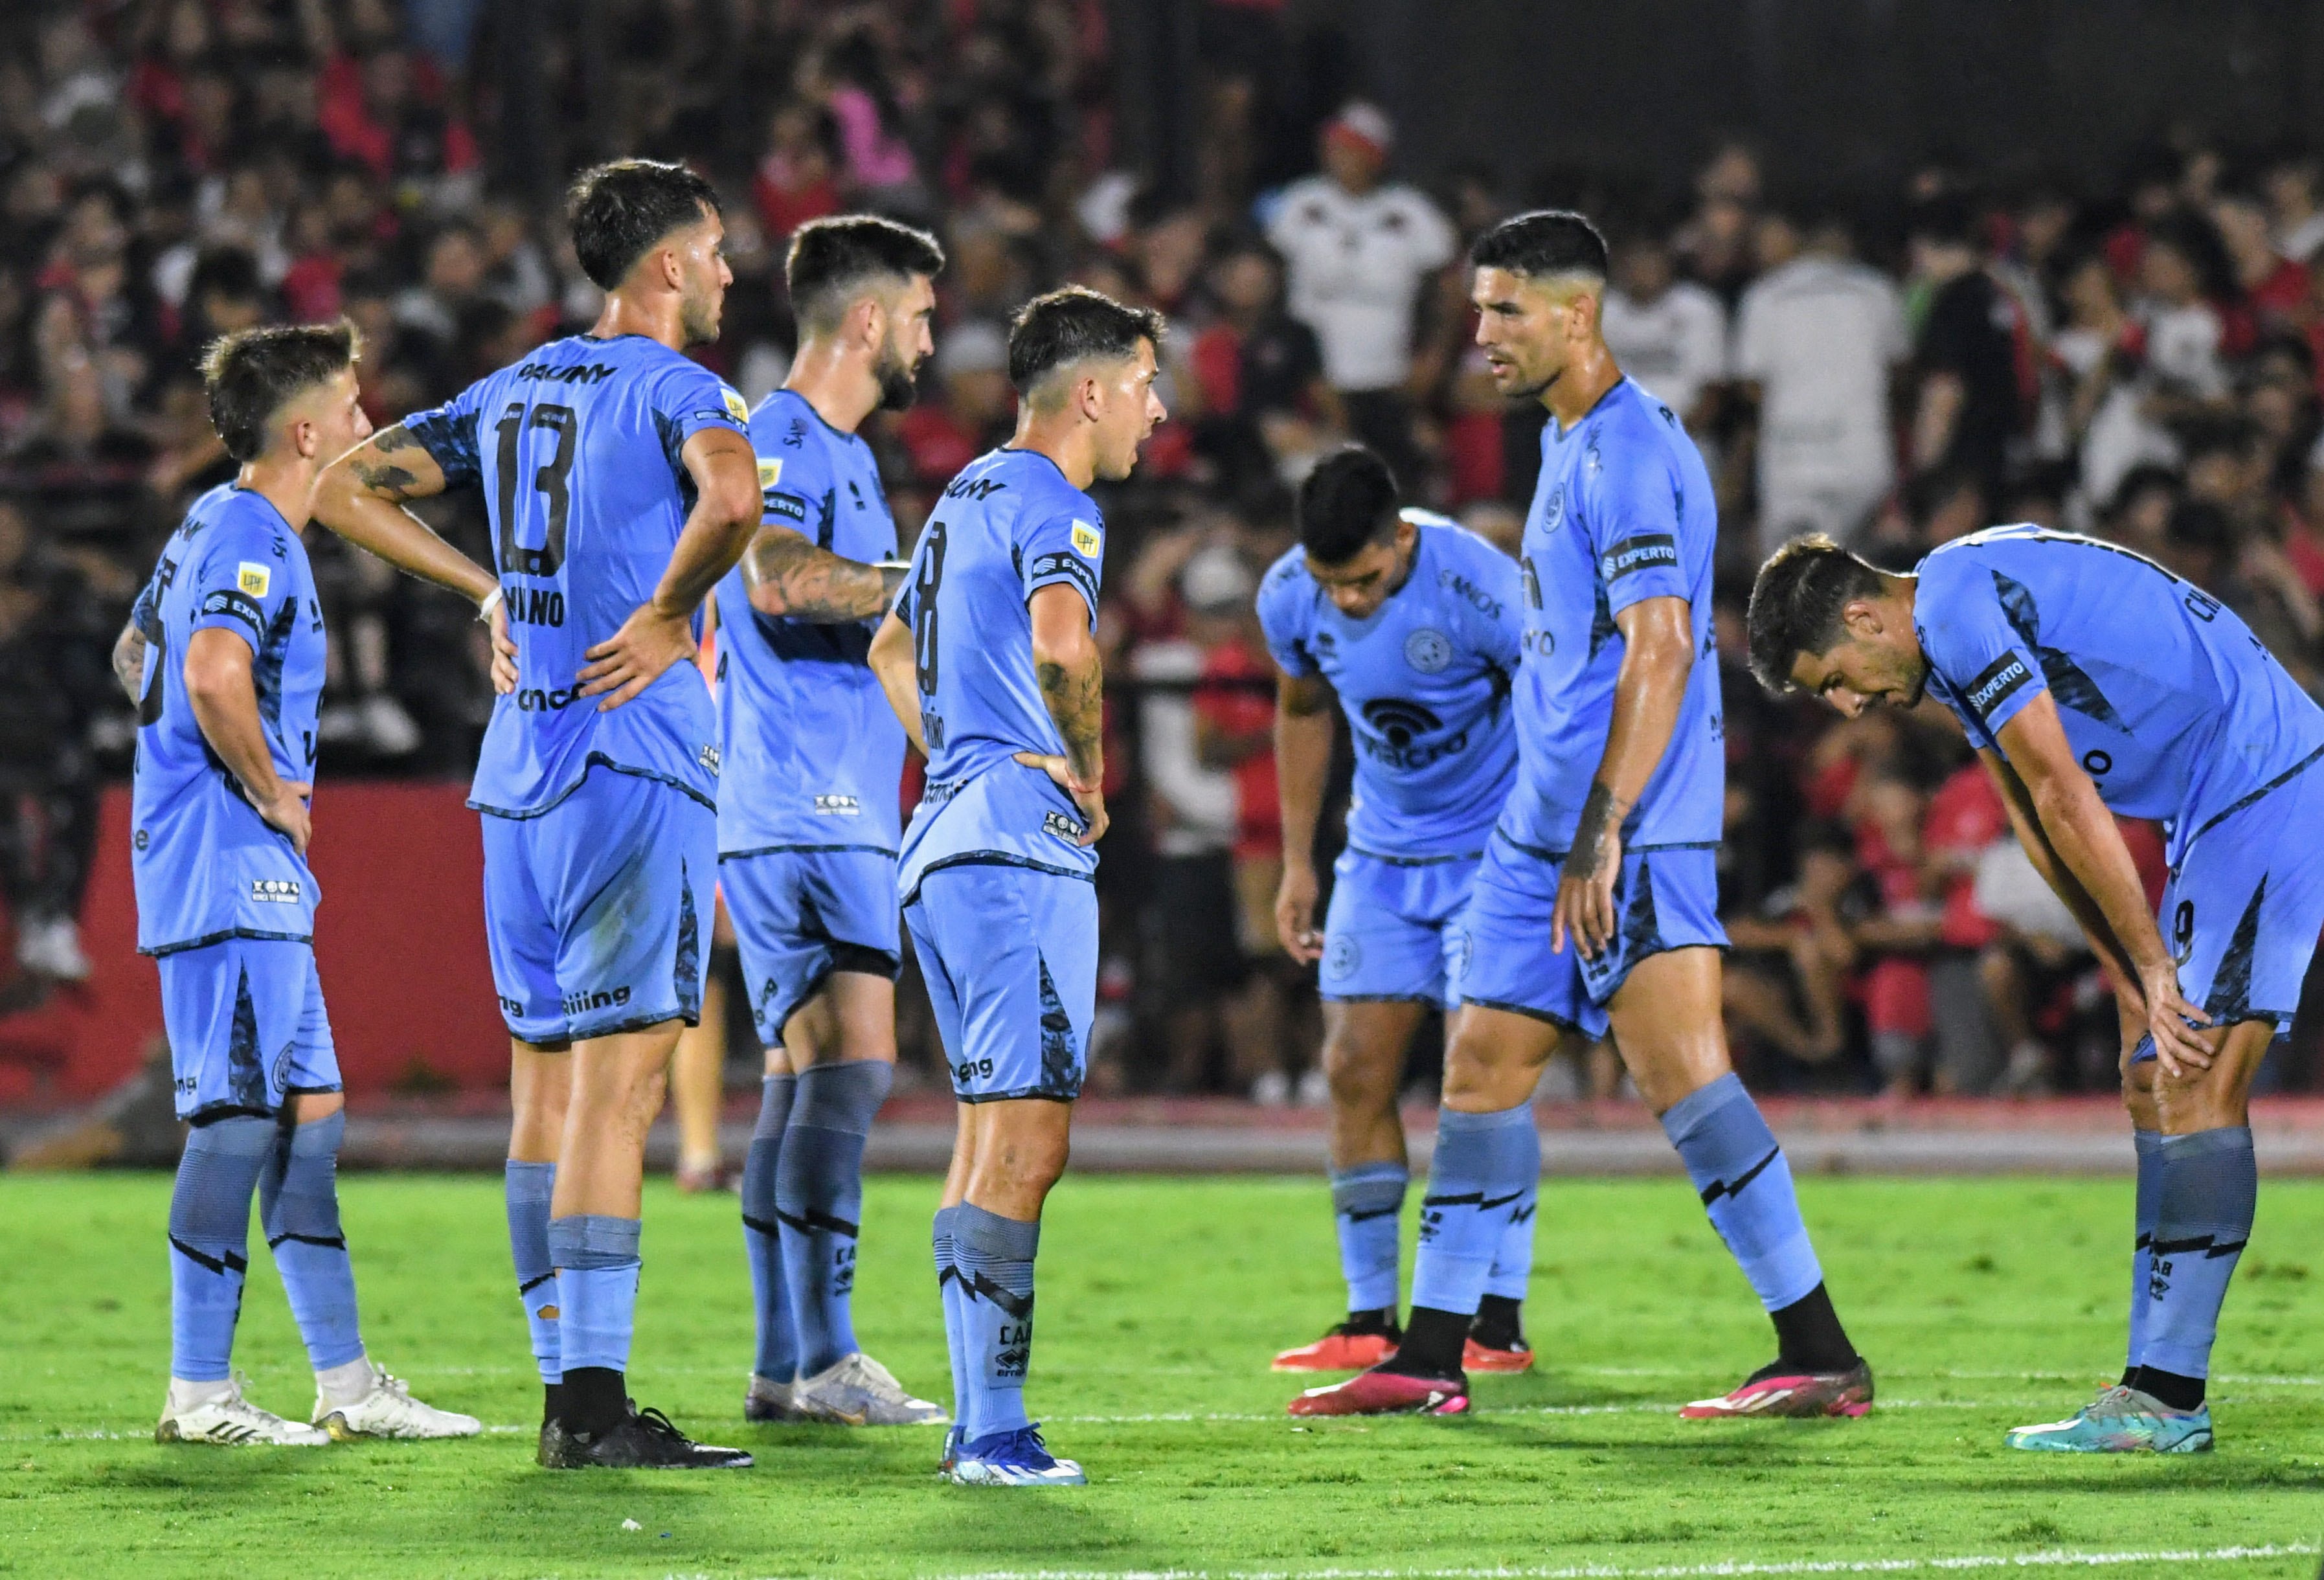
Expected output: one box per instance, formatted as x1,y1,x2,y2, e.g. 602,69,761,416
2176,740,2324,855
1489,830,1722,864
470,752,717,821
143,927,313,958
954,1087,1079,1105
720,843,898,862
765,945,904,1035
1320,991,1443,1006
280,1083,343,1100
567,1006,697,1041
901,851,1096,907
1344,844,1485,868
186,1101,280,1127
1458,996,1584,1034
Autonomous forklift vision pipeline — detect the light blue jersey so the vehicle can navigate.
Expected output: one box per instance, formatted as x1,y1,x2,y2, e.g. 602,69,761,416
894,447,1106,901
716,388,905,855
130,484,326,955
1256,512,1521,859
1505,377,1722,855
405,332,750,819
1915,526,2324,864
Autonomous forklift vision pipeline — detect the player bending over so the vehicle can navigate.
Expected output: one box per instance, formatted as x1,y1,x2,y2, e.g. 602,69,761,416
1750,526,2324,1453
313,159,763,1469
868,286,1167,1485
1293,210,1870,1420
1259,447,1535,1375
123,322,479,1447
721,214,948,1428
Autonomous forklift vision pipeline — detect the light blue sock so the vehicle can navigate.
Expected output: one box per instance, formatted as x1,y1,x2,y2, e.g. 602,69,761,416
504,1160,559,1383
550,1214,642,1376
2143,1126,2256,1382
1660,1072,1823,1313
1410,1105,1539,1316
778,1059,893,1375
934,1205,971,1439
1329,1162,1406,1315
167,1116,273,1382
953,1204,1038,1443
260,1111,365,1373
2127,1129,2161,1375
1484,1179,1539,1303
741,1074,796,1382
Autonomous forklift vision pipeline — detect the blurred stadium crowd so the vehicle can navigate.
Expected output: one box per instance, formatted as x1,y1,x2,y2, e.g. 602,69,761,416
6,0,2324,1100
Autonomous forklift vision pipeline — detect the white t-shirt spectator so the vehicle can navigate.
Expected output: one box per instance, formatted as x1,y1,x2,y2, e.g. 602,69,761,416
1733,254,1907,490
1603,281,1728,420
1267,176,1455,392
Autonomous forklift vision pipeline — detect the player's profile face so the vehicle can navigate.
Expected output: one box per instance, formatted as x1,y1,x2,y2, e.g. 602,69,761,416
1788,631,1928,717
285,367,370,462
1470,266,1567,400
673,209,731,345
1092,338,1165,482
873,273,939,412
1305,519,1414,620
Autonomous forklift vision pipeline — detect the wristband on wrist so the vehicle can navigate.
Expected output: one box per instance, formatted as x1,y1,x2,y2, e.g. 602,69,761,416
477,587,503,622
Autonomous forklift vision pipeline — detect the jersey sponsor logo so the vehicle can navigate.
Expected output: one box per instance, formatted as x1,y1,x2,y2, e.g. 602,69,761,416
514,684,584,712
1964,651,2034,719
236,562,271,597
561,984,633,1017
757,457,784,489
515,359,615,385
134,828,149,851
721,387,750,423
943,473,1008,502
1357,696,1467,770
1070,519,1102,558
1403,628,1452,674
1599,534,1678,583
1043,809,1087,842
249,877,303,904
200,587,264,631
765,491,809,523
814,793,862,817
1438,569,1503,620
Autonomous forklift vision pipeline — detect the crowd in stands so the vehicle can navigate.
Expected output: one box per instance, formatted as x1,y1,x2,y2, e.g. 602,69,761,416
5,0,2323,1096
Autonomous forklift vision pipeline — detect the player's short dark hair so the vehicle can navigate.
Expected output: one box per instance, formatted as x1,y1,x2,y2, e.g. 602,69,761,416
1296,447,1401,565
785,214,946,332
1469,209,1609,282
1745,533,1888,694
567,158,723,291
200,319,361,463
1006,286,1165,397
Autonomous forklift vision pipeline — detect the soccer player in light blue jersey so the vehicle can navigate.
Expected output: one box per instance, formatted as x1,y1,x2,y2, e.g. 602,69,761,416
313,160,763,1469
123,322,478,1447
716,215,947,1429
1295,211,1868,1421
1257,447,1535,1377
867,286,1166,1485
1750,525,2324,1454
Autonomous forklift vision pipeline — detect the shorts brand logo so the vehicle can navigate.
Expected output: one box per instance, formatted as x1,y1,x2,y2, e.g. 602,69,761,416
561,985,632,1015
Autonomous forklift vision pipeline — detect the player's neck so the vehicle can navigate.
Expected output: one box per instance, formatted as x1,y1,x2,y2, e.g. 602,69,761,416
1008,411,1098,491
590,289,688,353
782,336,879,435
236,455,317,534
1540,342,1623,432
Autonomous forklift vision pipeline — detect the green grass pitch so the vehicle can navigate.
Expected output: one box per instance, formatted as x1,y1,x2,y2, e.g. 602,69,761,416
3,1171,2321,1578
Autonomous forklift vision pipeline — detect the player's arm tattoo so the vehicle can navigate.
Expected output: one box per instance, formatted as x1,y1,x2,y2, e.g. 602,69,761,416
347,424,423,501
111,621,146,705
1035,650,1105,786
1566,780,1627,881
742,527,907,622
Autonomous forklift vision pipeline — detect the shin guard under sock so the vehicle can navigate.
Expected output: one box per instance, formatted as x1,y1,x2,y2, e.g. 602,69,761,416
260,1111,364,1373
168,1116,275,1382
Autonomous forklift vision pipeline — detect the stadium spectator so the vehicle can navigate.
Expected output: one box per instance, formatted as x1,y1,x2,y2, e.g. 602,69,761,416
1600,227,1726,440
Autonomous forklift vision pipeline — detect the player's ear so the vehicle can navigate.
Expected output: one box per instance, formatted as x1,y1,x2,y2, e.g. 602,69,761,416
1840,598,1883,639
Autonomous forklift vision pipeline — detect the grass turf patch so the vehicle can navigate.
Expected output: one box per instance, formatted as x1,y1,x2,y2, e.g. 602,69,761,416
1,1173,2320,1577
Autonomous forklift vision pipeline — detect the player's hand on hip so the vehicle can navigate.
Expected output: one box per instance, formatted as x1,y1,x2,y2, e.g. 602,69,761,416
580,602,695,711
256,780,313,857
1550,830,1622,960
1012,751,1108,846
1276,861,1323,964
488,598,519,695
2137,959,2214,1078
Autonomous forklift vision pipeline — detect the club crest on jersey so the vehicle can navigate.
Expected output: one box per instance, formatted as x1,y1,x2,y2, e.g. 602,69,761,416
757,457,783,490
721,387,750,423
813,793,861,817
1043,809,1086,842
236,561,271,597
1404,628,1451,674
1540,486,1565,533
1071,520,1101,558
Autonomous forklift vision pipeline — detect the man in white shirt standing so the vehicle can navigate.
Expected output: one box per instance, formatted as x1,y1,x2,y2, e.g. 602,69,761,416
1267,102,1455,480
1601,228,1728,441
1733,215,1907,553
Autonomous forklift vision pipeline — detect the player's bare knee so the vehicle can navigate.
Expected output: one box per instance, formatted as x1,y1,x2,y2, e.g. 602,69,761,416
1441,1022,1548,1107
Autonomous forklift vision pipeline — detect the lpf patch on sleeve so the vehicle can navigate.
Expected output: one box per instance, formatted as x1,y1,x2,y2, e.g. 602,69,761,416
758,457,783,489
236,562,271,597
1070,520,1102,558
723,387,750,423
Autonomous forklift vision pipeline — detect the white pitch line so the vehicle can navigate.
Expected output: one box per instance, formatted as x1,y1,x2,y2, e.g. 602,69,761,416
925,1543,2319,1580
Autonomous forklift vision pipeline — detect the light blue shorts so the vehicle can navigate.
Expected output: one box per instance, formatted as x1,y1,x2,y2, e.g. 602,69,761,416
157,936,339,1122
1319,848,1481,1009
904,861,1097,1102
720,845,901,1043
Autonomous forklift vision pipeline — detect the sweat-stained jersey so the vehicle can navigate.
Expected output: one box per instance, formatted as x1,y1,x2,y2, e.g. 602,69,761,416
714,387,906,856
1914,526,2324,864
403,332,750,819
130,485,326,954
1503,376,1722,855
1256,511,1520,859
893,447,1106,900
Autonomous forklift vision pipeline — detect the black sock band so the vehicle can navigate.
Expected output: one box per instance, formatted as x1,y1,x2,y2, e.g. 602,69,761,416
2130,1364,2205,1412
541,1380,565,1428
1768,1283,1857,1374
1381,1305,1469,1379
559,1365,627,1436
1471,1293,1526,1350
1342,1306,1399,1336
